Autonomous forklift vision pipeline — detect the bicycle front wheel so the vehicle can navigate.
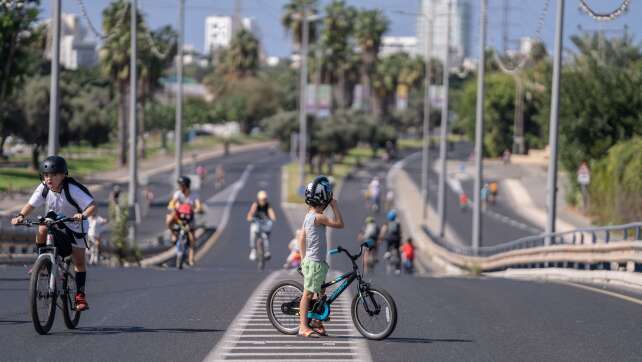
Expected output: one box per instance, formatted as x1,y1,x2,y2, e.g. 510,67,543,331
266,280,303,335
351,287,397,340
256,239,265,271
29,257,56,335
62,266,81,329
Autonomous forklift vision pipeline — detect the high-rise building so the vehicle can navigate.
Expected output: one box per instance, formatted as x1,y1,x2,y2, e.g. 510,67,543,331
45,13,97,69
417,0,472,69
204,15,254,54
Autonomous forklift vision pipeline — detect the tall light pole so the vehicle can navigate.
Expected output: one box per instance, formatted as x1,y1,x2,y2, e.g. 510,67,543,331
128,0,139,243
472,0,487,253
298,4,310,189
48,0,61,156
545,0,565,244
421,8,434,220
175,0,185,181
437,0,451,238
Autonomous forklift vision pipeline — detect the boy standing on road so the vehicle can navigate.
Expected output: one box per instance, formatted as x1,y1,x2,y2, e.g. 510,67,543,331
298,176,344,338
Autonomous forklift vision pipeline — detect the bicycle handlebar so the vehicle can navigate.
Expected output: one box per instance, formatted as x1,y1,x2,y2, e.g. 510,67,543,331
14,216,83,228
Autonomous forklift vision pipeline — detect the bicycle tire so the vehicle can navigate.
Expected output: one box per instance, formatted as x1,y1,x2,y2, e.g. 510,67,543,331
29,257,56,335
351,286,397,340
177,233,188,270
62,265,81,329
266,280,303,335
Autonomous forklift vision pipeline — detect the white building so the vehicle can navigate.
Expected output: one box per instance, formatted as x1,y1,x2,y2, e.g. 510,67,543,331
380,36,419,57
204,15,255,54
46,13,97,69
417,0,472,69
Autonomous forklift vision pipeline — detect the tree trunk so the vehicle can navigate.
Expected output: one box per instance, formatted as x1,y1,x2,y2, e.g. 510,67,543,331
118,81,128,166
0,136,6,159
361,65,371,112
31,147,40,170
160,130,167,152
335,72,346,110
139,95,146,159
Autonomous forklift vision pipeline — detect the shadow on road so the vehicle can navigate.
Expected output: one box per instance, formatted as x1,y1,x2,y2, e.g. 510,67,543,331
70,326,224,335
385,337,473,344
0,319,30,325
0,277,29,282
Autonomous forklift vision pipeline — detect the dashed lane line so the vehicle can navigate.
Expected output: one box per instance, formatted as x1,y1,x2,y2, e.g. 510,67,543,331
205,271,373,362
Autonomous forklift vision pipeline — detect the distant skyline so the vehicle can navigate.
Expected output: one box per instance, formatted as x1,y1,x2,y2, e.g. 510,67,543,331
41,0,641,58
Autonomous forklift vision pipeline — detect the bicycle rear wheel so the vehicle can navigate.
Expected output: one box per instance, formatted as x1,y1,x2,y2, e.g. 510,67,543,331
29,257,56,335
351,286,397,340
266,280,303,335
62,264,81,329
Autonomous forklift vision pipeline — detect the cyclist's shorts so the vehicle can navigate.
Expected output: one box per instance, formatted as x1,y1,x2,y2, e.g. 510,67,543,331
301,258,329,293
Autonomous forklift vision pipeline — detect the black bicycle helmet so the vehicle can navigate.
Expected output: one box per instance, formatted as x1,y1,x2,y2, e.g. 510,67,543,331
177,176,191,188
40,155,68,175
304,175,333,208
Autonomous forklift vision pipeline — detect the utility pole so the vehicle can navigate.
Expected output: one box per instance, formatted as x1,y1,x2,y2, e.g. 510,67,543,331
421,5,434,220
472,0,487,253
128,0,139,243
545,0,565,245
437,0,451,238
175,0,185,181
298,4,310,190
48,0,61,156
501,0,509,53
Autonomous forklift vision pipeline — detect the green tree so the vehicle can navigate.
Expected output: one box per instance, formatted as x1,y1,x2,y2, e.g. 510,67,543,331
219,29,260,79
282,0,319,49
354,9,389,113
100,0,145,166
320,0,356,110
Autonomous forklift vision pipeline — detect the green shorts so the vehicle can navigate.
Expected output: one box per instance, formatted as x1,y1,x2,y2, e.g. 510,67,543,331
301,258,329,293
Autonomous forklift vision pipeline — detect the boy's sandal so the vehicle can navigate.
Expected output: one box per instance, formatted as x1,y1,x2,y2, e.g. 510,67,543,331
298,328,320,338
310,321,328,336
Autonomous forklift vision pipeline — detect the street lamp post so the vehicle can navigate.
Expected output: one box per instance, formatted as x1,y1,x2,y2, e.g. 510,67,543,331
298,4,310,190
545,0,565,244
437,0,452,238
472,0,488,253
48,0,61,156
175,0,185,181
421,9,434,220
128,0,139,243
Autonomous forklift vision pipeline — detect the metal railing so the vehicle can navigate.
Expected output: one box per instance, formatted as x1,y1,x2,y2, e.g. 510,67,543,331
423,222,642,257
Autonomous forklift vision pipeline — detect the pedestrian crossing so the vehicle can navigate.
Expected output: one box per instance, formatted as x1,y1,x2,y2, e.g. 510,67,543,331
205,271,372,362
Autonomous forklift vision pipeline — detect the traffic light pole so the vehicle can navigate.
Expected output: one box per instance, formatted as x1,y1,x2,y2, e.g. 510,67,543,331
48,0,61,156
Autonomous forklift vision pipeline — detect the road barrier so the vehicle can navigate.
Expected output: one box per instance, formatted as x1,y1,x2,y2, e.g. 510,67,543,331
422,223,642,273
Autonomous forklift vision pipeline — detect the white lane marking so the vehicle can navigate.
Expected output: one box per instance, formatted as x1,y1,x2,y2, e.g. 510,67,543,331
561,282,642,306
206,271,372,362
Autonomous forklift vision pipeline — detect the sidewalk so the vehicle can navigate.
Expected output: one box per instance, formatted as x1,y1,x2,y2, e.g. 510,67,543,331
0,141,275,217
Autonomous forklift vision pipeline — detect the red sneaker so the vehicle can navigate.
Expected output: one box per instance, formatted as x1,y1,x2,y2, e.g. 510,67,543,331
75,292,89,311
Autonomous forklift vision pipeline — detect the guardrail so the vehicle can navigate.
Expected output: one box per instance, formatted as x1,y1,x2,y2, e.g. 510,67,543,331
422,222,642,273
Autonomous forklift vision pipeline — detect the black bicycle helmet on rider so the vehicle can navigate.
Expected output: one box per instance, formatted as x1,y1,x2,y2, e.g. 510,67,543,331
177,175,191,188
304,175,333,208
40,155,68,175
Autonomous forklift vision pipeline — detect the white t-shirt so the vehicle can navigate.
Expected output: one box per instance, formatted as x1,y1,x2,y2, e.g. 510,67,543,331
172,190,199,207
28,182,93,234
368,179,381,196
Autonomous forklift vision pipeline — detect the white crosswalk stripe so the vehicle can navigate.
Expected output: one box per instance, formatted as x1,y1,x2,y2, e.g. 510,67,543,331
205,271,372,362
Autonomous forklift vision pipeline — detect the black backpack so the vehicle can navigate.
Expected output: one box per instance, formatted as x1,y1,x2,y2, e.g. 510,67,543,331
385,221,401,246
41,177,93,215
41,177,94,246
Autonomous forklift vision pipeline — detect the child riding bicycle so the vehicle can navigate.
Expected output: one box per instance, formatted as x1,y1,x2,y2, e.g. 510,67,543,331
298,176,344,338
10,155,96,311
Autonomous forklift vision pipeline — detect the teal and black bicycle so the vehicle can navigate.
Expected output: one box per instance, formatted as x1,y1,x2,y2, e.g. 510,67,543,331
266,241,398,340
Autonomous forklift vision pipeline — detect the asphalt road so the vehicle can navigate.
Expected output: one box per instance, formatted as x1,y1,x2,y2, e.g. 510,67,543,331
402,142,542,247
1,147,641,362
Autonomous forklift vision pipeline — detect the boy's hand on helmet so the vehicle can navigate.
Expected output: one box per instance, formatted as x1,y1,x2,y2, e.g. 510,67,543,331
73,213,84,222
330,199,337,207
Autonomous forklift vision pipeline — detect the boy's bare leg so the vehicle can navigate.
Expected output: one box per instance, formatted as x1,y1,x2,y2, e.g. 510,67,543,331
298,290,314,334
36,225,47,246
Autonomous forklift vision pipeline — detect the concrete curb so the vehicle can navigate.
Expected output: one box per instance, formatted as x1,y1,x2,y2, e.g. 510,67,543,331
486,268,642,292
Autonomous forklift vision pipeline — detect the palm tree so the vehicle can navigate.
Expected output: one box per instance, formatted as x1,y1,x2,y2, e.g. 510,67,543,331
320,0,356,111
100,0,144,166
282,0,318,51
371,54,401,117
220,28,260,79
354,9,389,113
138,25,177,158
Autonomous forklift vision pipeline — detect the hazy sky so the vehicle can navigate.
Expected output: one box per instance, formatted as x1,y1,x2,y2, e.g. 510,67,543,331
41,0,641,58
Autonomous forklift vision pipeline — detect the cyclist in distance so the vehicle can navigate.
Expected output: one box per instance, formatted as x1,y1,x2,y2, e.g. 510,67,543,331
166,176,203,266
246,190,277,261
11,156,96,311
